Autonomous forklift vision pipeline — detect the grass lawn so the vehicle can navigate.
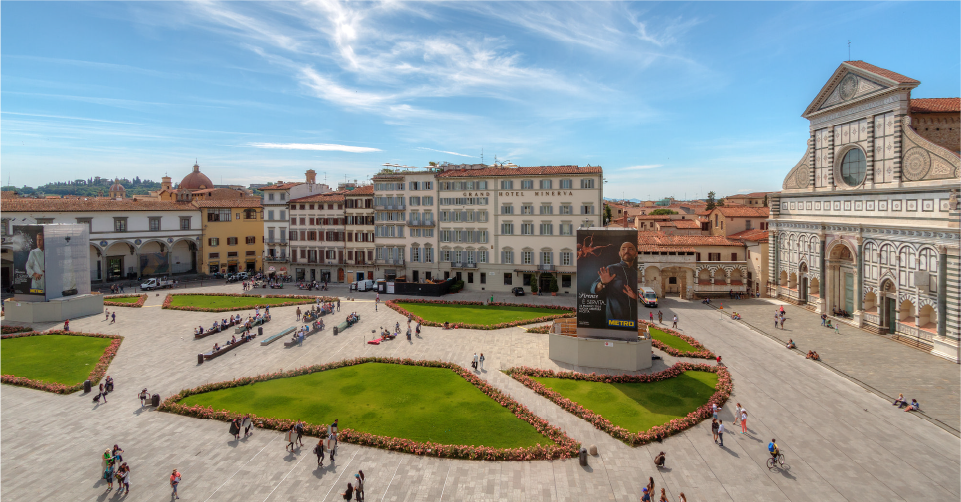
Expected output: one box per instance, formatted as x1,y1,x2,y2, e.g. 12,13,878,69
168,295,313,309
1,335,112,386
649,327,699,353
179,363,552,448
105,296,140,304
396,302,569,326
532,371,718,433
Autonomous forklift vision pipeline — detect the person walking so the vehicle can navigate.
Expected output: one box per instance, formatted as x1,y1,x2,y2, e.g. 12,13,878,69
679,493,687,502
649,311,654,323
657,310,662,323
286,424,297,452
105,309,110,321
472,353,479,371
103,459,115,490
672,315,678,329
314,438,326,467
646,477,655,496
170,469,181,499
98,383,108,403
659,488,669,502
358,470,365,500
740,409,748,434
415,321,421,336
337,299,341,312
717,419,725,446
296,420,305,447
139,388,149,407
110,312,116,324
118,463,130,495
641,487,651,502
354,473,364,501
479,353,485,372
406,326,412,341
64,319,70,331
774,313,779,329
296,307,302,321
327,433,337,462
341,482,354,501
780,316,786,329
734,403,742,427
711,418,719,443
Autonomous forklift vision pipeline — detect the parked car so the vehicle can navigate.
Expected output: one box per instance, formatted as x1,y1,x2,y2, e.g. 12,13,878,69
511,287,525,296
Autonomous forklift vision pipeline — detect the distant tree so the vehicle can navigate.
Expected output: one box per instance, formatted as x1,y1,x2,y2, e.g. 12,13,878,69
429,161,437,167
763,194,769,207
604,205,613,224
649,208,677,215
706,191,717,211
530,274,539,294
717,198,725,207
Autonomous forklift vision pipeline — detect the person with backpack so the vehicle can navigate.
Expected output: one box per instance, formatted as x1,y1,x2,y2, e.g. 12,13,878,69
354,473,364,501
103,459,115,491
295,420,305,447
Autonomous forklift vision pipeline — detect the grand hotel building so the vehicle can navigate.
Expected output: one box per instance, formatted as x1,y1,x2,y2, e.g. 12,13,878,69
771,61,959,362
372,164,604,293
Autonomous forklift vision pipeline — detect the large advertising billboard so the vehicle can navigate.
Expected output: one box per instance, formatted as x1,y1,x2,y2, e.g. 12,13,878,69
576,228,638,337
11,224,90,301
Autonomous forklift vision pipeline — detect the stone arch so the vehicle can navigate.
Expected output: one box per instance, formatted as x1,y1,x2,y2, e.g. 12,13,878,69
779,270,788,286
899,299,915,324
103,240,137,280
918,304,936,329
643,265,661,293
789,272,798,290
170,238,197,274
809,276,820,300
698,268,711,285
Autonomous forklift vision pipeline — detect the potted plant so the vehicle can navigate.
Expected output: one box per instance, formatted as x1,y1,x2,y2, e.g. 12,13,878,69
530,274,538,295
549,274,559,296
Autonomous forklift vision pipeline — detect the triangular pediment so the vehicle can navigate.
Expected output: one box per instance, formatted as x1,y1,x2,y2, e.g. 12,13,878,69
803,62,916,118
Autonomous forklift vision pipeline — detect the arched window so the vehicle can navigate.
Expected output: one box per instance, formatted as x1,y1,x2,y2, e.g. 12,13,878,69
840,148,866,186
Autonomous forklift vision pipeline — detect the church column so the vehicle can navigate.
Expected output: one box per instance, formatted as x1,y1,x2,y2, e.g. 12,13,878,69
892,114,903,187
827,126,836,190
865,117,876,188
772,229,780,297
855,236,863,316
937,246,947,339
819,231,827,312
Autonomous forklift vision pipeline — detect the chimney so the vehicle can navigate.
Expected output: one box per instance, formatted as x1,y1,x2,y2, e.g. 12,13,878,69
305,170,316,184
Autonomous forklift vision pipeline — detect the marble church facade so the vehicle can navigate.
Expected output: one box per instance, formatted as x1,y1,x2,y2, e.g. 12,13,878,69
771,61,960,362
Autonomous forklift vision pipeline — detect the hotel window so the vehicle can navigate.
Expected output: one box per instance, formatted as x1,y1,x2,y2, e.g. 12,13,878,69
425,247,434,263
731,252,738,261
227,251,238,258
560,223,573,235
280,210,286,220
442,250,452,262
540,204,553,215
501,205,513,215
208,237,220,247
560,204,573,215
246,236,256,244
560,179,572,189
522,251,533,265
180,217,191,230
540,179,552,189
580,179,595,189
244,209,257,220
708,253,720,261
581,204,594,214
745,220,752,230
521,179,534,189
501,223,514,235
501,250,514,264
300,217,306,225
478,250,488,263
113,217,128,232
541,251,552,265
409,196,420,206
500,180,514,190
268,193,275,201
539,223,553,235
246,250,255,256
149,217,162,231
521,204,533,215
280,193,286,201
561,251,572,266
227,237,238,246
521,223,534,235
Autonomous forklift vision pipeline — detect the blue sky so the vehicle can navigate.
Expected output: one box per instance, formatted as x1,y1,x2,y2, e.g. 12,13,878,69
2,1,958,199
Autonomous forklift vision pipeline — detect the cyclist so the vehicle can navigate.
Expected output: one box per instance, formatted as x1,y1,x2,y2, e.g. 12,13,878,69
768,438,779,461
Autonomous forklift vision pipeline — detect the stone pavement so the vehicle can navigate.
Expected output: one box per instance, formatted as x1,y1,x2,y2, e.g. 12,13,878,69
1,285,958,501
698,297,960,433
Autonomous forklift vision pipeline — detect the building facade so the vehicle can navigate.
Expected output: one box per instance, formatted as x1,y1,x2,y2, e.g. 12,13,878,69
344,185,375,283
289,191,346,283
771,61,960,361
194,199,263,274
260,171,331,277
637,232,750,299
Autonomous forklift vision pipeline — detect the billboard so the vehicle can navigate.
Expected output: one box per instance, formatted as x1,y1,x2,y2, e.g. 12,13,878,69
576,228,638,337
10,224,91,301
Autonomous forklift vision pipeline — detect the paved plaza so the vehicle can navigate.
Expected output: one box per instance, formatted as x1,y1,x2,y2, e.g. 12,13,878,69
1,285,959,501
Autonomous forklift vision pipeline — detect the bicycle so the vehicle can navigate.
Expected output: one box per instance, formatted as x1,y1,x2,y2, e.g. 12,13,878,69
766,452,785,469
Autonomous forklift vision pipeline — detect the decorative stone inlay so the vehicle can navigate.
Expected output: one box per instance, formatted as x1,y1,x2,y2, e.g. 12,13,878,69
902,147,931,181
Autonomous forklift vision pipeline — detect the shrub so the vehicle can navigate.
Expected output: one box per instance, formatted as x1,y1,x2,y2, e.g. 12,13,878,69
549,275,559,293
103,294,148,308
1,325,33,334
162,293,335,312
449,280,465,293
639,320,715,359
530,274,538,294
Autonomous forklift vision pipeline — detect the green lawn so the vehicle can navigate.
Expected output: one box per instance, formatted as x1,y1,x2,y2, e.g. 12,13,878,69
396,302,569,326
105,296,140,304
649,327,699,353
1,335,112,386
532,371,718,432
179,363,552,448
168,295,313,309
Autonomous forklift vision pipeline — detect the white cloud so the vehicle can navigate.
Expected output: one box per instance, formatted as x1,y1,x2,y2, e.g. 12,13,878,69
619,164,663,170
248,142,381,153
416,147,475,158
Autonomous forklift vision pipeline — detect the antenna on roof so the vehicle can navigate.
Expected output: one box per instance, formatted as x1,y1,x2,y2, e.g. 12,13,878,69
481,148,484,165
848,40,851,60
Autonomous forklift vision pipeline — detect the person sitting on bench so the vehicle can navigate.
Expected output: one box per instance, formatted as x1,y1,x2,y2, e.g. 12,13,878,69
231,335,237,345
213,343,221,352
904,399,921,412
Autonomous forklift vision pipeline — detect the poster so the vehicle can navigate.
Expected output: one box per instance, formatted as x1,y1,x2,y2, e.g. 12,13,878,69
576,228,638,333
10,225,45,296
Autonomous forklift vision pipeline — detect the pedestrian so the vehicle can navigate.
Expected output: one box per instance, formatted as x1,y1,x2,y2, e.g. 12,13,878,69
406,327,411,341
734,403,742,427
112,444,124,463
375,301,378,312
358,470,365,500
314,438,325,467
646,477,655,496
711,403,719,420
64,319,70,331
139,388,149,407
780,317,786,329
659,488,669,502
286,424,296,452
641,487,651,502
672,315,678,329
170,469,181,499
337,299,341,312
718,419,725,446
118,463,130,495
821,313,827,326
102,448,113,470
296,420,305,447
296,307,302,321
105,309,110,321
98,383,108,403
679,493,687,502
711,418,719,443
649,311,654,322
327,433,337,461
103,459,115,490
740,409,748,434
341,482,354,501
111,312,116,324
415,322,421,336
354,473,364,501
376,293,380,303
243,414,253,438
774,313,779,329
331,418,339,436
472,353,478,371
657,310,662,323
834,323,840,335
479,353,485,372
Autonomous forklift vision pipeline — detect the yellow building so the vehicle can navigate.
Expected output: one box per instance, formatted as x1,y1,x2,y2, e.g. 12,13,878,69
194,199,263,274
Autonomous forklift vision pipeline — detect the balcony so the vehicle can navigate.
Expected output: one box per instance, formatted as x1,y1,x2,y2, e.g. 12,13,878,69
537,264,555,272
374,204,406,211
451,262,478,269
377,258,405,266
264,255,288,263
407,219,435,227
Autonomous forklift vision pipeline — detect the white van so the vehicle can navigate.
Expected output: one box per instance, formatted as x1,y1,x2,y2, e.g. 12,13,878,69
353,279,375,292
639,287,658,308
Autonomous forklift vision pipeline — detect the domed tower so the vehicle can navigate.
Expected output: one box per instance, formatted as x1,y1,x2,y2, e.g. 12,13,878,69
109,179,126,199
161,175,172,191
179,162,214,191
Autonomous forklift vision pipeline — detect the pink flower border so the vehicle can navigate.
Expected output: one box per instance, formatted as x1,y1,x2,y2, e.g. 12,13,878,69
506,362,732,446
103,294,148,308
162,293,337,313
159,357,579,461
640,320,716,359
386,298,574,330
1,325,33,334
1,330,123,394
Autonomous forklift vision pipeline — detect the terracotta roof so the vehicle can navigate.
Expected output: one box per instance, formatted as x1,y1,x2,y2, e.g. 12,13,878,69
2,198,197,212
1,191,19,199
263,182,304,190
290,191,347,203
715,206,769,218
636,231,744,252
633,214,674,220
344,185,374,195
728,228,769,242
436,165,602,178
663,219,701,229
910,98,960,113
179,163,214,190
192,199,262,208
844,61,919,85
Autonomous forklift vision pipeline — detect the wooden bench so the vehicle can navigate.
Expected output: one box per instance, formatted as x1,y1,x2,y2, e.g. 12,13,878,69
202,338,250,360
261,326,296,346
194,319,242,339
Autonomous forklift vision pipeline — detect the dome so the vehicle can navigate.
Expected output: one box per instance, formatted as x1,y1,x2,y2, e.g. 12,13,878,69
109,179,125,192
179,163,214,190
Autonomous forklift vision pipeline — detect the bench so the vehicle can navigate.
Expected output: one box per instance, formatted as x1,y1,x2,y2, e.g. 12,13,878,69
202,338,250,360
235,316,270,334
194,319,241,339
261,326,296,346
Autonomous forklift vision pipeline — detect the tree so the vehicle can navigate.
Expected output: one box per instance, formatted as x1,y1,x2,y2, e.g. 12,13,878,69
649,208,677,215
428,161,437,167
705,191,717,211
604,204,613,224
549,274,559,293
717,198,725,207
763,194,769,207
530,274,539,294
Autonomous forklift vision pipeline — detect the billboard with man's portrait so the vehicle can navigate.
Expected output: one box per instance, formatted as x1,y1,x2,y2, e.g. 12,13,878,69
10,224,90,301
11,225,46,297
576,228,638,338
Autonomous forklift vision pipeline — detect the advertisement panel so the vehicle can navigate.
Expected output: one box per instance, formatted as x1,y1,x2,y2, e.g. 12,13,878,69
139,252,170,276
10,225,46,297
42,223,91,300
576,228,638,336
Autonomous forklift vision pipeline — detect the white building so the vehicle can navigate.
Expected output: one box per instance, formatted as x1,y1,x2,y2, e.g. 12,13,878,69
260,170,331,277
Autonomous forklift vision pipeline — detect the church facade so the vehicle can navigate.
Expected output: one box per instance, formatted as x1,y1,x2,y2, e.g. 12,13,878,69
771,61,960,362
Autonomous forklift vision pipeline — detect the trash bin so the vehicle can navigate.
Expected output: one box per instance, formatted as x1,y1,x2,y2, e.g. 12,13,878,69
198,353,204,365
151,394,160,407
258,326,263,337
579,447,588,466
333,326,339,336
83,380,91,393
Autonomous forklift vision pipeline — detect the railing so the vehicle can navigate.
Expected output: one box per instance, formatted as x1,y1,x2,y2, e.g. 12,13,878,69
537,264,555,271
407,219,435,227
451,262,477,269
639,254,695,264
863,312,880,325
896,322,934,342
264,256,288,262
695,283,747,293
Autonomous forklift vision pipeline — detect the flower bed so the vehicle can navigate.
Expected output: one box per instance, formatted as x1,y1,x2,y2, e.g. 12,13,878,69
160,357,579,461
640,320,716,359
162,293,336,313
385,299,573,330
103,294,148,308
1,331,123,394
1,325,34,334
525,325,552,334
506,362,731,446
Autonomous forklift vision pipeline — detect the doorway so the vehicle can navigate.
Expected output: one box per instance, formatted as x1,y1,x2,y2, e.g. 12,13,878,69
887,297,896,334
801,277,808,302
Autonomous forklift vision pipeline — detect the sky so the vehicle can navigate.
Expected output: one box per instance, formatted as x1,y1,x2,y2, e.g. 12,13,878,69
2,1,958,199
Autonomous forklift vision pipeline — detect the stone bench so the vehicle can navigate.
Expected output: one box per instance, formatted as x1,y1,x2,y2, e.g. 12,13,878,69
194,319,241,339
261,326,296,346
235,316,270,334
332,316,360,335
201,338,250,361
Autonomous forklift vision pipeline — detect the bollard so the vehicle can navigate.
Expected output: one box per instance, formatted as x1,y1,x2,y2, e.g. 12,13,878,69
258,326,263,337
151,394,160,407
579,447,588,466
83,380,91,393
198,353,204,365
